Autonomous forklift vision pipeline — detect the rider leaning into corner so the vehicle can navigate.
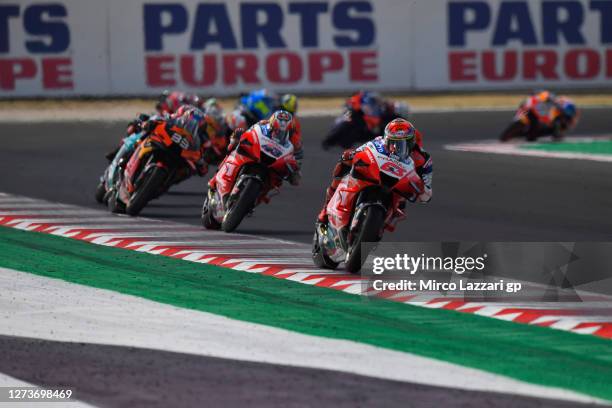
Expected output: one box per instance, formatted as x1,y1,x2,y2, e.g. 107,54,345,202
209,110,303,191
140,107,211,183
520,90,579,141
317,118,432,224
226,93,303,166
322,91,411,150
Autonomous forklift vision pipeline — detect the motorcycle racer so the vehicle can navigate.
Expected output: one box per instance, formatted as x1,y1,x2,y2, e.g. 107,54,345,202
142,107,210,180
511,90,579,141
317,118,432,224
322,91,412,150
209,110,302,191
156,90,204,115
237,88,279,126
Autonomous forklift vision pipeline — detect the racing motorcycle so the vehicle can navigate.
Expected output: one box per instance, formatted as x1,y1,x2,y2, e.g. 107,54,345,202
94,132,143,204
500,99,566,142
108,124,200,216
322,108,382,150
201,125,298,232
312,141,424,273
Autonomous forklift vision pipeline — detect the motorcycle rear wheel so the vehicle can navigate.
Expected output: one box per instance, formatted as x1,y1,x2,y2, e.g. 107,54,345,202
126,166,167,216
345,206,384,273
221,178,262,232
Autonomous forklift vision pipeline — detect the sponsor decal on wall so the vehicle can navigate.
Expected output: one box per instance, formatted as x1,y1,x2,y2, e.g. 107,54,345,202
1,0,611,96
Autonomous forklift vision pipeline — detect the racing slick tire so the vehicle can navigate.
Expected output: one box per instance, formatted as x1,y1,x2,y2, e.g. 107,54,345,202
126,166,167,216
345,206,384,273
500,121,525,142
108,190,126,214
95,181,106,204
221,178,261,233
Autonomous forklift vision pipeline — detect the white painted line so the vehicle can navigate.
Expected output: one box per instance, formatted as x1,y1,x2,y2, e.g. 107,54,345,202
445,136,612,163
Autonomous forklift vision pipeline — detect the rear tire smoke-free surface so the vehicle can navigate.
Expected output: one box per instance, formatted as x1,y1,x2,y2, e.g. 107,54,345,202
222,179,262,232
345,206,384,273
126,166,167,216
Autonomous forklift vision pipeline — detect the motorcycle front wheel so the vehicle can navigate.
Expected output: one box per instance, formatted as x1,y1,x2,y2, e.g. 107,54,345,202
94,180,106,204
126,166,167,216
221,178,262,232
345,206,385,273
499,121,525,142
201,192,221,230
311,228,339,269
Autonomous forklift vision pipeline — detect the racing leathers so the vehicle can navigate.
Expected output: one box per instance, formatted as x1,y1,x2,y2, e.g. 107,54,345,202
317,133,432,223
209,118,304,190
322,91,413,149
520,91,577,141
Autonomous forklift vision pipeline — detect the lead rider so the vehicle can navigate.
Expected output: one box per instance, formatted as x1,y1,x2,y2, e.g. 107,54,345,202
317,118,433,224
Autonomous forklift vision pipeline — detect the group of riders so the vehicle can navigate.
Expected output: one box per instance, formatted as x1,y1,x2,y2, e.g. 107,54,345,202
95,88,577,271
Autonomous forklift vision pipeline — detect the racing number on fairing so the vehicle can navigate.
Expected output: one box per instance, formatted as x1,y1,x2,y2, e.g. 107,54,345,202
381,161,405,177
171,133,190,150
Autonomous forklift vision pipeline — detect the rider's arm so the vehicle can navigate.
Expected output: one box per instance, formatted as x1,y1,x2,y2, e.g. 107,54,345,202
290,119,304,161
413,148,433,203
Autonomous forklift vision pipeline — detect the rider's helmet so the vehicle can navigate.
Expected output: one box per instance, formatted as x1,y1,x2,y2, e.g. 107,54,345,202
559,98,577,118
226,109,247,132
204,103,226,137
157,90,183,114
203,97,221,112
268,110,293,144
383,118,416,161
177,107,207,143
280,94,298,115
534,90,555,103
393,101,411,120
182,93,202,108
361,91,382,117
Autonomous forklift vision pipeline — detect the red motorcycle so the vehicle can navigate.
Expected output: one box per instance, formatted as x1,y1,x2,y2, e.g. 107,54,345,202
312,140,424,273
108,123,200,216
201,124,298,232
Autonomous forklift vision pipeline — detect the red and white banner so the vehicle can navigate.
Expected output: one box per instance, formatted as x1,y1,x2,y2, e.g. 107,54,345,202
1,0,611,97
414,0,612,90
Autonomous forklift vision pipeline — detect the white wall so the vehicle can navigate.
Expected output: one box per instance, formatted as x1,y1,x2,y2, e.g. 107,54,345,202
1,0,610,97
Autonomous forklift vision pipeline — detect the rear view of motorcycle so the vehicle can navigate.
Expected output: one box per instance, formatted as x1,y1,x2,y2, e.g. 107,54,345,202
312,141,424,273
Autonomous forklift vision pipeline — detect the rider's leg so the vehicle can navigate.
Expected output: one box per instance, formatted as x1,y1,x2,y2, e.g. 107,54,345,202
317,162,351,223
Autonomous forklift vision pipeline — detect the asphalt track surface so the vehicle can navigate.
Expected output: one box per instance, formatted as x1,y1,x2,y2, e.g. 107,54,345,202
0,335,596,408
0,108,611,243
1,110,611,407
